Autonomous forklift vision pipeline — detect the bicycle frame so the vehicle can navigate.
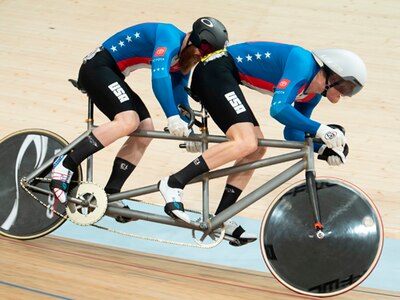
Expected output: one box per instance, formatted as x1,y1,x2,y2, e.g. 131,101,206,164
21,90,322,236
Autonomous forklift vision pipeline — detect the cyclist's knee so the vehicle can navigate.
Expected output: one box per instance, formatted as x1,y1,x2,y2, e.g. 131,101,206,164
256,145,267,158
139,118,154,131
114,111,140,135
235,136,258,158
134,118,154,148
253,128,266,158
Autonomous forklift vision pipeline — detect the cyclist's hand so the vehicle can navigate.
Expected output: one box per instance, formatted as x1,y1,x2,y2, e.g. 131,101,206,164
167,115,191,137
316,124,346,148
185,141,202,153
318,144,349,166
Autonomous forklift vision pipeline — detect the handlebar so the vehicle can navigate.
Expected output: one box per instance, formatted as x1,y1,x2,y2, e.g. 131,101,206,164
163,104,203,133
178,104,203,129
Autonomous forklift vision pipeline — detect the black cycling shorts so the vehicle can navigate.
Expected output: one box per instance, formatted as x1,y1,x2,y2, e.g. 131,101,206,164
190,53,259,133
77,48,150,121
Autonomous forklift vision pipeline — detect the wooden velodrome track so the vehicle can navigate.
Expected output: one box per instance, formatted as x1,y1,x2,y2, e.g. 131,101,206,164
1,0,399,299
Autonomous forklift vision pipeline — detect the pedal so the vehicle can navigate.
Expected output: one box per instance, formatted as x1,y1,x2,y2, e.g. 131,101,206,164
109,207,138,223
228,237,255,247
213,231,256,247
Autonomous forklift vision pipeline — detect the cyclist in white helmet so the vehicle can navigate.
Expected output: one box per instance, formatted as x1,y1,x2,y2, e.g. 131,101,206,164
158,41,367,246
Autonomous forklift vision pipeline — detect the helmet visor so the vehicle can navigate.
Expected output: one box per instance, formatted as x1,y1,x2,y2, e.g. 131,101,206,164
329,72,363,97
333,80,358,97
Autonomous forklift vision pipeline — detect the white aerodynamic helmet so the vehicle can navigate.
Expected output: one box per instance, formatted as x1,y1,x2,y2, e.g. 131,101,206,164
312,48,367,96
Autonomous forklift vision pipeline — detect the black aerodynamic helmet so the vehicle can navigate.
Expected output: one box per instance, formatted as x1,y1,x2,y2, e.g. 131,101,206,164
189,17,229,53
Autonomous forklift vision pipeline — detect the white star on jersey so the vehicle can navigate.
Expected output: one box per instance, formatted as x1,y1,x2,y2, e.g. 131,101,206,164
134,32,140,38
126,35,132,42
236,52,272,63
111,45,117,52
118,41,125,47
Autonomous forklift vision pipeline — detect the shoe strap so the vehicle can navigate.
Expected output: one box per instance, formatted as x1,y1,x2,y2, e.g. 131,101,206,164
164,202,185,218
50,179,69,192
231,225,245,239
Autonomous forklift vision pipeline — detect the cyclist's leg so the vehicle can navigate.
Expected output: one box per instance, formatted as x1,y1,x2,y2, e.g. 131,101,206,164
79,52,155,221
79,51,144,147
214,125,265,215
159,122,259,224
159,53,260,225
113,102,154,167
211,126,265,246
51,49,140,203
191,52,260,171
202,122,259,168
224,126,266,190
102,82,152,184
105,117,154,223
192,53,261,243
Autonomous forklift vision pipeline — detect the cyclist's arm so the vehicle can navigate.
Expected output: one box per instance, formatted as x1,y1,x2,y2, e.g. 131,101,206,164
151,24,182,117
270,48,321,135
283,96,324,151
171,71,190,108
270,84,321,134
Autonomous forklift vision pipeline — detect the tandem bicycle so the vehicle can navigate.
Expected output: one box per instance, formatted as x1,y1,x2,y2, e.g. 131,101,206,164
0,79,383,297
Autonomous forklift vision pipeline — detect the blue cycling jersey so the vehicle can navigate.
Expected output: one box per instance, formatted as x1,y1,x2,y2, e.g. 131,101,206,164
227,42,323,141
102,23,189,117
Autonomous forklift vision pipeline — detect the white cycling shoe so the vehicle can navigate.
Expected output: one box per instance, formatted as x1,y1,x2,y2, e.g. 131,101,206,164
50,155,73,204
158,176,191,224
215,219,257,246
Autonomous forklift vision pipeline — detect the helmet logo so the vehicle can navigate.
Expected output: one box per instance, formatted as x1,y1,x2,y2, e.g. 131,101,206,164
200,18,214,28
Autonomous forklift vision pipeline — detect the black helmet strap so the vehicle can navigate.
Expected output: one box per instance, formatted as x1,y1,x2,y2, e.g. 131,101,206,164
321,67,342,97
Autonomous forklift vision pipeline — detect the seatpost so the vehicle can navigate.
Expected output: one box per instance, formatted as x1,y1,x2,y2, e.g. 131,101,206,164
200,104,209,151
200,104,210,223
86,96,95,182
182,86,212,225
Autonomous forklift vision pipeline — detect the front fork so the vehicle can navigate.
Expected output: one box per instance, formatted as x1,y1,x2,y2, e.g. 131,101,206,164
305,135,324,239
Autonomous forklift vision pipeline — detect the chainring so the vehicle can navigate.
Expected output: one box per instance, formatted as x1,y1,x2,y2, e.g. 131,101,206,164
66,182,107,226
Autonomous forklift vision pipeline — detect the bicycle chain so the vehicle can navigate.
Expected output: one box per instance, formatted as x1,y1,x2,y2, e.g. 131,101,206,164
21,177,224,249
20,177,68,220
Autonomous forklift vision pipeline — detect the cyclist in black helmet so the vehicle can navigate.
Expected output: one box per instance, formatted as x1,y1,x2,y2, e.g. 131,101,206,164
158,18,261,246
189,17,229,55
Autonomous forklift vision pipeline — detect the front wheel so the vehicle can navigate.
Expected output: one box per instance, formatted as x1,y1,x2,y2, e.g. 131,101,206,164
260,178,383,297
0,129,82,240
